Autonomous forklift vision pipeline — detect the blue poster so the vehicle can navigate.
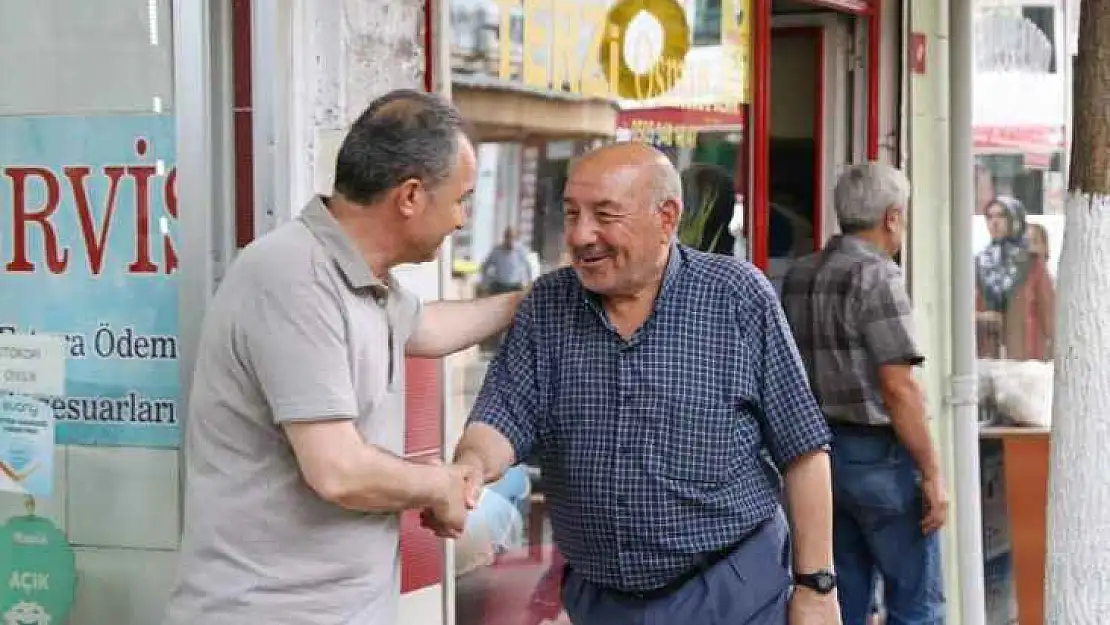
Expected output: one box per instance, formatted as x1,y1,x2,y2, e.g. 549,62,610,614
0,115,179,448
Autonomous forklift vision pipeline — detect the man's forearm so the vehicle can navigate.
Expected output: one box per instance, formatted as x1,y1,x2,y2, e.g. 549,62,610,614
320,446,449,513
452,422,517,484
783,450,834,572
406,292,525,358
887,381,941,479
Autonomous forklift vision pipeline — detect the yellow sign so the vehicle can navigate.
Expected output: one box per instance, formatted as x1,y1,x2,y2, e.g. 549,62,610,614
599,0,691,100
490,0,750,110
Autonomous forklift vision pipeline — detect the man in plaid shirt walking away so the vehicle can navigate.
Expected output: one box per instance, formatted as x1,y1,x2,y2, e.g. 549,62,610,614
780,163,948,625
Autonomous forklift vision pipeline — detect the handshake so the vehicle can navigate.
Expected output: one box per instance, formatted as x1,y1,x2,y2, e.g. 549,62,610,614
418,461,485,539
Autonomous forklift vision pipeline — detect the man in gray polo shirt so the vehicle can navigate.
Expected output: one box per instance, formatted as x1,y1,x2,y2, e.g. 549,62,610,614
162,90,522,625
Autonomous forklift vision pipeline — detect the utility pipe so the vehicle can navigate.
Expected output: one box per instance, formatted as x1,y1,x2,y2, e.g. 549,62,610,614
948,0,987,623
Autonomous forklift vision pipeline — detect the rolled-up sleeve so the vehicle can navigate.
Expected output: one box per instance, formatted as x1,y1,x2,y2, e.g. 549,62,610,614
751,288,832,470
860,267,925,366
467,295,544,464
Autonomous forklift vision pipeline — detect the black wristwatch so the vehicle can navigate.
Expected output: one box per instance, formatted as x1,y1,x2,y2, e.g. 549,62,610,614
794,569,837,594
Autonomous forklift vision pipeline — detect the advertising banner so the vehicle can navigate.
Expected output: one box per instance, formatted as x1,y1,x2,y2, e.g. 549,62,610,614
0,115,179,448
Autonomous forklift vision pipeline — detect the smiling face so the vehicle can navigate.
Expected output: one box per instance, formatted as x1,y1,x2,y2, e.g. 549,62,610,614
561,146,679,297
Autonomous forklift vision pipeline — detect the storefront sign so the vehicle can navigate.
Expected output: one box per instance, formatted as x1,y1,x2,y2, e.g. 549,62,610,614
0,115,180,448
452,0,751,148
0,395,55,497
0,515,76,625
487,0,749,104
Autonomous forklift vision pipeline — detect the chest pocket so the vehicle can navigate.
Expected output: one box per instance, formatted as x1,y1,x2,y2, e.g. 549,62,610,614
647,397,744,483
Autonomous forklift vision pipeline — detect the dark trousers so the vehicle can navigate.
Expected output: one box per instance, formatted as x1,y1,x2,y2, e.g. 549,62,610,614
561,510,791,625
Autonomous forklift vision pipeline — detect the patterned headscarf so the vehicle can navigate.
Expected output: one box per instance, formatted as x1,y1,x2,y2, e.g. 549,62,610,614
976,196,1031,312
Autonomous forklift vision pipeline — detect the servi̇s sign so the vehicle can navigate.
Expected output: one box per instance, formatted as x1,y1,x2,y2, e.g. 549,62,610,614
2,132,178,279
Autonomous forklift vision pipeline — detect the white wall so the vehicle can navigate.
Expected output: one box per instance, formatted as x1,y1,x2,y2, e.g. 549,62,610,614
280,0,428,222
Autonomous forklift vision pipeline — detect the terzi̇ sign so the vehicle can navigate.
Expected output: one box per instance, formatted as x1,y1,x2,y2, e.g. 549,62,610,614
487,0,749,107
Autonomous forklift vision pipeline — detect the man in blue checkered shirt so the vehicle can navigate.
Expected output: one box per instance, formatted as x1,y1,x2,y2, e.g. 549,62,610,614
425,143,838,625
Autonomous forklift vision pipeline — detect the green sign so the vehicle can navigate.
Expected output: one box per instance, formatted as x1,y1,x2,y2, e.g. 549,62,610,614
0,515,76,625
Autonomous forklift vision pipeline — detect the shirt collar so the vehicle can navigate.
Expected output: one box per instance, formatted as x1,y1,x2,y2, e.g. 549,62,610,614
658,241,686,299
832,234,887,258
299,195,390,297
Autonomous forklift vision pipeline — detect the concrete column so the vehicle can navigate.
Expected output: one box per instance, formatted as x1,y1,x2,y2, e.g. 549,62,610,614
291,0,426,216
252,0,428,227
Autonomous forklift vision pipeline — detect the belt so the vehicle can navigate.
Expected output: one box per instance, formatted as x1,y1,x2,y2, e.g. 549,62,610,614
828,421,895,438
589,516,773,601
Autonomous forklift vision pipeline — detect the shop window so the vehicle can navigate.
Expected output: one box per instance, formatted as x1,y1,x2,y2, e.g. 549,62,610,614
0,2,187,624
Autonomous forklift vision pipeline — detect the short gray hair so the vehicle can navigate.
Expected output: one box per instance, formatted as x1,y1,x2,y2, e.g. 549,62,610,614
649,162,683,211
334,89,468,204
833,162,911,232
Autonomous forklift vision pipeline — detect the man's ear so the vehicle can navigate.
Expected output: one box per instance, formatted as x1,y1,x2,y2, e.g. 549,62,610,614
884,205,901,231
395,178,423,218
658,198,681,241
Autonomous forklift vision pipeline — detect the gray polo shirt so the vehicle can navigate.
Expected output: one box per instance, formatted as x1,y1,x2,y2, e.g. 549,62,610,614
163,197,421,625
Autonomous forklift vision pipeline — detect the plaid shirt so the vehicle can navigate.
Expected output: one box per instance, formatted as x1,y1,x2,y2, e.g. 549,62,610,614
469,245,831,592
780,235,924,426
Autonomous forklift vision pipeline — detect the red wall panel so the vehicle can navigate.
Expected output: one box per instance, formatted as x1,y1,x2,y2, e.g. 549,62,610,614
401,0,445,596
405,358,444,454
401,357,445,593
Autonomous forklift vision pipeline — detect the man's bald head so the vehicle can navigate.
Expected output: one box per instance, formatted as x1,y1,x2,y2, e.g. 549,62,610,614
570,142,683,213
561,142,683,298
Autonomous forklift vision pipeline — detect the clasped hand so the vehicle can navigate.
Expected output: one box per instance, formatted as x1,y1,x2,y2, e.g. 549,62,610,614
418,463,484,539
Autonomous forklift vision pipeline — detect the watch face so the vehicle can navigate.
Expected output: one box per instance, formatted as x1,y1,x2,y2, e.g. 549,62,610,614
797,570,837,594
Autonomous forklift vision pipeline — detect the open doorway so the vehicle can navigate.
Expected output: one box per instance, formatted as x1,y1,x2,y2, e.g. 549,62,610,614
762,10,856,289
767,27,824,288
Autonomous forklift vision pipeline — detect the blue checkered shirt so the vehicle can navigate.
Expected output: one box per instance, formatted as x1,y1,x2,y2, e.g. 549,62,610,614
469,245,832,592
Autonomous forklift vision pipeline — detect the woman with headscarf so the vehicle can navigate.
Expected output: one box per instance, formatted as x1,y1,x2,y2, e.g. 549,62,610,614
975,196,1055,361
